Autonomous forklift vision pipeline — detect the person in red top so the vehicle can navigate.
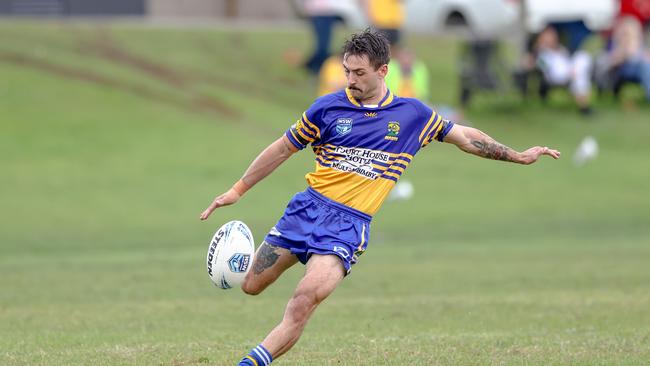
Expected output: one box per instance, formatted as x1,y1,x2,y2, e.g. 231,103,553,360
620,0,650,26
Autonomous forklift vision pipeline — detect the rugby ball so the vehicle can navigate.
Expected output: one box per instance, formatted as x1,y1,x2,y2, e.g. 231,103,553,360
206,220,255,289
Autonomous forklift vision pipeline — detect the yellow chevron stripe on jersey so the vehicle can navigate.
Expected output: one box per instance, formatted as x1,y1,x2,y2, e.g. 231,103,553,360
289,128,306,145
302,112,320,138
419,112,440,143
306,163,397,215
431,124,443,141
394,152,414,161
298,119,316,138
379,90,394,107
296,126,313,142
418,112,436,142
430,116,443,137
422,117,447,147
382,171,400,180
345,88,396,108
345,88,362,107
421,118,444,147
374,163,407,174
318,144,340,154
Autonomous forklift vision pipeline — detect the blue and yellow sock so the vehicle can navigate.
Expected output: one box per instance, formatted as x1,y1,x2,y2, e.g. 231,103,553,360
237,344,273,366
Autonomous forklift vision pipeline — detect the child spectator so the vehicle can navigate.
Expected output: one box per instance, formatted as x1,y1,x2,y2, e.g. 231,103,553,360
534,26,594,115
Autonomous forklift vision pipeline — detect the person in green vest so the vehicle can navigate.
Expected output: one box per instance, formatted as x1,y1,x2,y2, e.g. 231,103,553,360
386,46,430,101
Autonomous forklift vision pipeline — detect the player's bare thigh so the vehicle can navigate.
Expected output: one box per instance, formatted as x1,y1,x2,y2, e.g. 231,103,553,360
241,241,298,295
302,254,345,298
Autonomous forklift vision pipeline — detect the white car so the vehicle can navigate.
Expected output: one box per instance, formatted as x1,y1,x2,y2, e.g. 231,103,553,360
292,0,618,38
524,0,617,32
292,0,521,38
405,0,520,38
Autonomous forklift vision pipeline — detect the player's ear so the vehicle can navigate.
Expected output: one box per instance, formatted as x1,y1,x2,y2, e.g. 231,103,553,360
378,64,388,78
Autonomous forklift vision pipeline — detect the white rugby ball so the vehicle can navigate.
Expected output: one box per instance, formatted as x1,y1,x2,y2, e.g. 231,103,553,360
206,220,255,289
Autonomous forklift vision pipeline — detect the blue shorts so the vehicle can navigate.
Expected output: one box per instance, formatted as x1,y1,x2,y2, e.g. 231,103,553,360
264,187,371,275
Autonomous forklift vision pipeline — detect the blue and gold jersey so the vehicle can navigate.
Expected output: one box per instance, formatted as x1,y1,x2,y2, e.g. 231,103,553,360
285,88,454,216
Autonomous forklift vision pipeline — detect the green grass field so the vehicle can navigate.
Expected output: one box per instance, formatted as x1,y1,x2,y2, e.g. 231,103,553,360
1,21,649,365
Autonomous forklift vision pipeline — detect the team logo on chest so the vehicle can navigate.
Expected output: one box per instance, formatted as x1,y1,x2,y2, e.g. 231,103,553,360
385,121,400,141
336,118,353,136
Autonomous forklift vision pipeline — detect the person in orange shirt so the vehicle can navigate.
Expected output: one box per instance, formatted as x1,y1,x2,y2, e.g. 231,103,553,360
361,0,404,46
317,53,347,96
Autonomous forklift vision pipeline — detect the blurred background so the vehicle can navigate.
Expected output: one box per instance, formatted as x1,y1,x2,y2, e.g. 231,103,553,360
1,1,649,365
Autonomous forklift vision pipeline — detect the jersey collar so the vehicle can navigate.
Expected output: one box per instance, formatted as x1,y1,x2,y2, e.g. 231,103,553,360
345,88,395,108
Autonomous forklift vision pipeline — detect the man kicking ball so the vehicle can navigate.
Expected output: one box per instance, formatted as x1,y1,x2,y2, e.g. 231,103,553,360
200,29,560,366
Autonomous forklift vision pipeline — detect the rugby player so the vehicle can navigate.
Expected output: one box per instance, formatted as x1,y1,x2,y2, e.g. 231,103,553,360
200,29,560,366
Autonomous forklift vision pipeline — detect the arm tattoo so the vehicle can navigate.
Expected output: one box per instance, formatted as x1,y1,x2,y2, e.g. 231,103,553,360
253,241,281,275
471,139,515,162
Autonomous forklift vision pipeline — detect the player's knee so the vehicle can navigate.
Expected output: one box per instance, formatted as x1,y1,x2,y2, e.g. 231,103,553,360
286,292,319,324
241,278,265,296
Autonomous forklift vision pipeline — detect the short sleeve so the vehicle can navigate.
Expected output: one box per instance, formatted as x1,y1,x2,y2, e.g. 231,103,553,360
414,101,454,147
285,101,325,150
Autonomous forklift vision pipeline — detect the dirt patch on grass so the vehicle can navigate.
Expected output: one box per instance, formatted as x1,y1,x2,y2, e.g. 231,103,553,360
0,50,238,119
192,35,308,108
79,31,189,89
0,27,318,136
80,32,308,111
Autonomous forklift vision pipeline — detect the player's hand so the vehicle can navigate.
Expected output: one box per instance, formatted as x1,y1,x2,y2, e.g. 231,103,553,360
199,188,241,220
518,146,561,165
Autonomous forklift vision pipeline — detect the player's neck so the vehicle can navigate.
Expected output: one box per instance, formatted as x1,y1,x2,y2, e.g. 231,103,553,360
359,83,388,106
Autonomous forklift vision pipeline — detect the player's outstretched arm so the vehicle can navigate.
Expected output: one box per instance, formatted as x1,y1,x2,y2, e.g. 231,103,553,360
442,124,561,164
199,135,298,220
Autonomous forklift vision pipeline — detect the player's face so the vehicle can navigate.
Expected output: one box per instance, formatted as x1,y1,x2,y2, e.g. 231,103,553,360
343,53,387,102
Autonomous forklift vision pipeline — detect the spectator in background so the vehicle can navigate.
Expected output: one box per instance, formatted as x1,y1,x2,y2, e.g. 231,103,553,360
361,0,404,46
317,53,347,96
534,26,594,115
620,0,650,28
603,16,650,101
385,46,430,101
549,20,593,54
303,0,342,75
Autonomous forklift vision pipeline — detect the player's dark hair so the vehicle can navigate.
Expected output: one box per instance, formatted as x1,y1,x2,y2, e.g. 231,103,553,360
342,28,390,70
